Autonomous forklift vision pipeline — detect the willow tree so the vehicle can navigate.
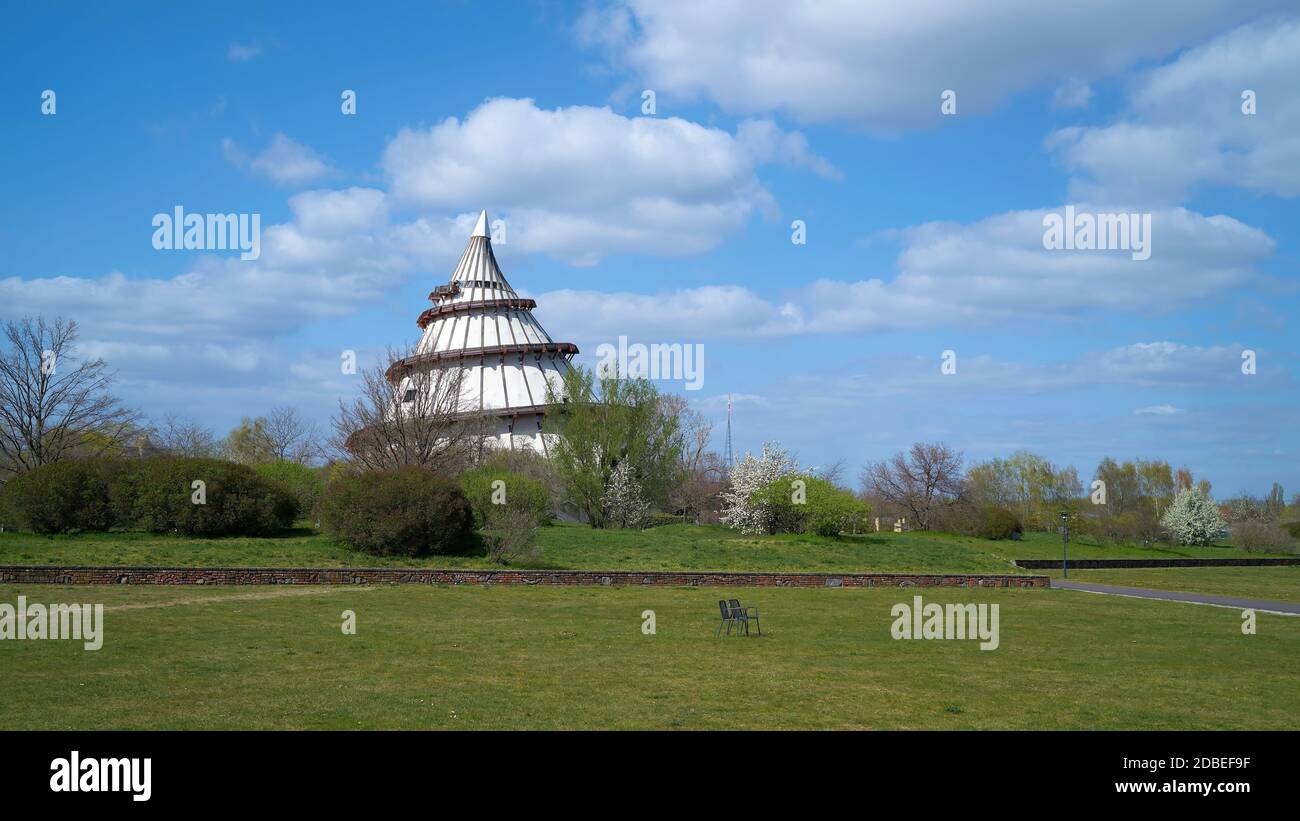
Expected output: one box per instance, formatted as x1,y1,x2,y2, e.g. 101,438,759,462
543,365,684,528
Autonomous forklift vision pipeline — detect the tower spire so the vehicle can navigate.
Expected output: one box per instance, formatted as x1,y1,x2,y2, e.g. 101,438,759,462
471,210,489,238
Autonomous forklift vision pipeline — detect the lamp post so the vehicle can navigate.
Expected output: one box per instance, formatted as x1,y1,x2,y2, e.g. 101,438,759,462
1060,509,1070,579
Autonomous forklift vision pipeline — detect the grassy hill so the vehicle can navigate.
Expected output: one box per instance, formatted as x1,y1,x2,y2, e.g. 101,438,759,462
0,520,1288,574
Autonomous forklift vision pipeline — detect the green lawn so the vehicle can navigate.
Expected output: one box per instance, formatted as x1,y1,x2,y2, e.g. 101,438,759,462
1047,566,1300,604
1,582,1295,729
0,522,1287,574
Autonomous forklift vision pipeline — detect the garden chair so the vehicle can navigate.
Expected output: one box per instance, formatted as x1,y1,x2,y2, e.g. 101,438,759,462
716,599,741,637
727,598,761,636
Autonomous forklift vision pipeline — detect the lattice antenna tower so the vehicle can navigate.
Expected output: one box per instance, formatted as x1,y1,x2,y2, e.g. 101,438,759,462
724,394,734,472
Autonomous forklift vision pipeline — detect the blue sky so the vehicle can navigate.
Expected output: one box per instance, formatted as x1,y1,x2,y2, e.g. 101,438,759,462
2,1,1297,496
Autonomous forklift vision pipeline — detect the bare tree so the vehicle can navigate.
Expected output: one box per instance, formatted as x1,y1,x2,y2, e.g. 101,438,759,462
659,395,712,473
0,316,139,479
266,405,321,463
330,347,485,475
860,442,963,530
659,395,726,523
815,457,848,489
152,413,219,457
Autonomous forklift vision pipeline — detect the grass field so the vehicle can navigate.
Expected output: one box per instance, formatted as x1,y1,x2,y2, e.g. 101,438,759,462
0,521,1288,574
2,582,1296,730
1046,566,1300,604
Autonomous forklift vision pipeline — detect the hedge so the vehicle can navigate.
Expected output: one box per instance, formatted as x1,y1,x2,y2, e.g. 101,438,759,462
0,459,121,534
318,466,474,556
0,457,298,536
253,460,325,520
458,465,551,529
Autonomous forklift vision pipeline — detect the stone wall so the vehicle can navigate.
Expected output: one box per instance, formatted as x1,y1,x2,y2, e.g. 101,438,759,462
0,565,1048,588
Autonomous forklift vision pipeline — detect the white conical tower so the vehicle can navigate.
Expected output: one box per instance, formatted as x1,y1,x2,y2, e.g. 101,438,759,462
387,211,577,452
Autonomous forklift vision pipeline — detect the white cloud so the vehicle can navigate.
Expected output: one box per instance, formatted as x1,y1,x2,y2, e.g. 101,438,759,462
1050,80,1094,111
380,97,779,263
580,0,1281,131
537,205,1274,340
288,187,390,236
1047,16,1300,202
226,42,262,62
1135,404,1182,415
764,343,1269,413
223,133,336,186
735,119,841,180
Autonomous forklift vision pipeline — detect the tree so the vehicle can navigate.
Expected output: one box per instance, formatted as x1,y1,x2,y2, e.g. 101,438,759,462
860,442,962,530
152,413,219,457
330,347,485,476
602,461,650,529
814,458,848,489
221,417,278,465
0,316,139,479
662,395,725,523
1161,488,1226,546
544,366,684,528
265,405,321,463
966,451,1082,530
754,473,871,536
1265,482,1285,522
720,441,798,535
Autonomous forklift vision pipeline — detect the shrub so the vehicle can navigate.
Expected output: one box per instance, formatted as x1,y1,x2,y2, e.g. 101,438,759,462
115,457,297,536
1231,520,1297,553
1284,520,1300,539
934,501,1023,540
482,506,540,565
253,460,325,521
319,466,474,557
1161,488,1226,546
0,459,121,534
754,474,872,537
0,457,297,536
458,465,551,528
643,511,685,528
972,506,1023,540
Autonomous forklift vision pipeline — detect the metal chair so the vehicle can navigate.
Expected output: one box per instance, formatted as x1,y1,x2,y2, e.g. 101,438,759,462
728,598,761,636
715,599,741,637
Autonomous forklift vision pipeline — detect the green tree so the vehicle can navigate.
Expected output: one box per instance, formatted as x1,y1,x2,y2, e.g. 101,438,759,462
755,473,871,536
1265,482,1285,522
221,417,277,465
544,366,684,528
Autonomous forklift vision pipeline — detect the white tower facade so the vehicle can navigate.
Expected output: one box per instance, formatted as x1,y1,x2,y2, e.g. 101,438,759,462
387,211,577,453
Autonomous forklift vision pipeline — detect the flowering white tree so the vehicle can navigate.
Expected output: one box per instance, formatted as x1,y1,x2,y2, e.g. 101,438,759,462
721,441,798,535
602,461,650,529
1160,488,1225,546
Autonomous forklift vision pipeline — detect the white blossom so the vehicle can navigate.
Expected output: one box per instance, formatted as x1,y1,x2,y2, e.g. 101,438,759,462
602,461,650,529
720,441,797,535
1160,488,1226,546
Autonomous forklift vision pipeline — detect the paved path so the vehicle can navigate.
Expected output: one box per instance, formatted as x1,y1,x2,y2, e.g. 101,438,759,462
1052,579,1300,616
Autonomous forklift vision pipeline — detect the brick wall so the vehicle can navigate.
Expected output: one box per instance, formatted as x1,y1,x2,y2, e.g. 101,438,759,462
0,565,1048,588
